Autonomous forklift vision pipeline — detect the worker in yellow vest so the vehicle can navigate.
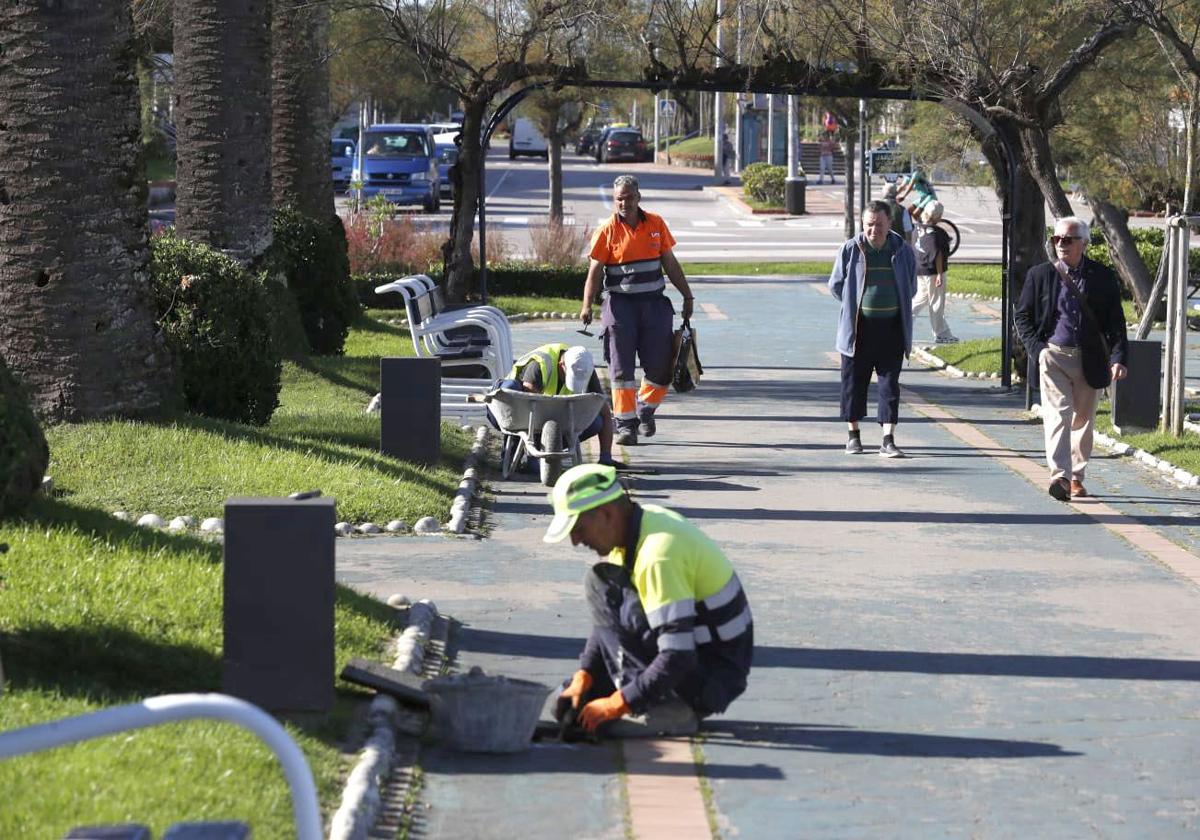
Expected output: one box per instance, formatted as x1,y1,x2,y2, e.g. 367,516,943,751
487,343,618,467
545,464,754,736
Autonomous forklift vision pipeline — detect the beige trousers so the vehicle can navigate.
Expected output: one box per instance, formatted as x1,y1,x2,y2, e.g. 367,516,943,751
1039,344,1099,482
912,274,953,340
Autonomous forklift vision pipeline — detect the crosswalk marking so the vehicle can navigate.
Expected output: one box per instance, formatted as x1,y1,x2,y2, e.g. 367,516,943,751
735,220,764,228
692,220,718,227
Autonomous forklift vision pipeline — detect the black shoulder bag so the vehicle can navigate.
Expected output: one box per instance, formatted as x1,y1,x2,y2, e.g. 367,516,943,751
1053,260,1112,389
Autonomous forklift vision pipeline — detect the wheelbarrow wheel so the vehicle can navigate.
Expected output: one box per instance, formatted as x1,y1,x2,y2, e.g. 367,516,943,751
501,434,519,479
539,420,564,487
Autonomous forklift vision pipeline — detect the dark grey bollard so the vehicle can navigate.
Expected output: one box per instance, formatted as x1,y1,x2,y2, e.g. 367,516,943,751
64,828,152,840
380,357,441,465
1112,339,1162,431
223,496,335,713
785,176,807,215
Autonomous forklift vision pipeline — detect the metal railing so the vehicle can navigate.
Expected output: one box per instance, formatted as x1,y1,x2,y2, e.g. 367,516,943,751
0,693,322,840
1161,214,1200,435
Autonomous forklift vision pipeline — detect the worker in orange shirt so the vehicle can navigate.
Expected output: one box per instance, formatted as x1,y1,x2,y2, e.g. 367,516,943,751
580,175,695,446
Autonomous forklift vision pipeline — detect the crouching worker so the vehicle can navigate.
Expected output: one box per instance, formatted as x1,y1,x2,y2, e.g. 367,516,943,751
544,464,753,736
487,343,620,467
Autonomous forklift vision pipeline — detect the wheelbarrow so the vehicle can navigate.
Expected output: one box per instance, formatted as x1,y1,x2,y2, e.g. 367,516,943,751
485,388,607,487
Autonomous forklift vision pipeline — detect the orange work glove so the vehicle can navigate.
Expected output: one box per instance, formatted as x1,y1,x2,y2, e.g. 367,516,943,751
554,669,594,722
578,689,631,733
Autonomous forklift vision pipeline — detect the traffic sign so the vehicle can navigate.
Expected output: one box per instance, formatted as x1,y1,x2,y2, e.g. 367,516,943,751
658,98,677,119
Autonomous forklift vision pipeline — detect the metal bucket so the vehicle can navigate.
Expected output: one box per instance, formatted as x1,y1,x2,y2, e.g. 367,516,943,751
423,668,552,753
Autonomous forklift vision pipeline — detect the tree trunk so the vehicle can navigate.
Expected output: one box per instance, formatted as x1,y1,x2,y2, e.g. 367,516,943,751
442,98,487,303
1020,123,1073,219
1184,79,1199,214
1091,200,1154,312
174,0,273,264
0,0,177,421
272,0,335,219
548,134,564,222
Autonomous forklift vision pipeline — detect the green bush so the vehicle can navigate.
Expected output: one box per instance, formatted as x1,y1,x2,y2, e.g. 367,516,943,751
271,207,360,355
741,163,787,205
353,262,587,310
1080,224,1200,279
149,233,282,426
0,355,49,518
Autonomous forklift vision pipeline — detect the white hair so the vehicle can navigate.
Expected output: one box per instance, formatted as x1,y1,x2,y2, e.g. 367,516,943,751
613,174,640,193
1056,216,1089,242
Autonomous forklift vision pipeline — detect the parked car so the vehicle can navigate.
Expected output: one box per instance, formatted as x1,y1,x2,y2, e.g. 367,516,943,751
597,128,648,164
575,128,602,156
331,139,355,192
355,124,441,211
435,141,458,199
509,117,549,160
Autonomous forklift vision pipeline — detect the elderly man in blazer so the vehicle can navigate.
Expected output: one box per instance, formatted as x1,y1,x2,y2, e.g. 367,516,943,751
1014,216,1129,501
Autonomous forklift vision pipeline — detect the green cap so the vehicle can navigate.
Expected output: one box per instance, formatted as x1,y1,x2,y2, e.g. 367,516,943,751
544,463,624,543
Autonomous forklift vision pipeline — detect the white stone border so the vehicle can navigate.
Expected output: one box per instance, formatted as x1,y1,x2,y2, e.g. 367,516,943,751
1026,403,1200,488
328,598,439,840
447,426,488,534
386,311,575,327
911,345,1001,382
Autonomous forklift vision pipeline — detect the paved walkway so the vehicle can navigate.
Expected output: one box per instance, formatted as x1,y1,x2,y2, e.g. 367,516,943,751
337,276,1200,838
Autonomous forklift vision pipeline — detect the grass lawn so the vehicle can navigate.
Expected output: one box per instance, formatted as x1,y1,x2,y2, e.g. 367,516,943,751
488,294,581,316
684,261,832,276
924,337,1010,377
0,312,471,835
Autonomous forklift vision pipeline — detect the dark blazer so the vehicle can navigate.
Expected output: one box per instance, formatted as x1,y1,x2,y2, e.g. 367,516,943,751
1014,257,1129,384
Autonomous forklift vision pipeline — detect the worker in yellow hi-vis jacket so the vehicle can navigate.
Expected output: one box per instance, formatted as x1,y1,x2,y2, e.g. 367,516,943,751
544,464,754,737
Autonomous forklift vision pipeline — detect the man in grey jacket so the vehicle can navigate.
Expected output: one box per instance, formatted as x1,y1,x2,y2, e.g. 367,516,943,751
829,200,918,457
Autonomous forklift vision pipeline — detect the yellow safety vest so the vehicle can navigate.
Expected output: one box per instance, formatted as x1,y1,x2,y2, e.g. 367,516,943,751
509,343,572,395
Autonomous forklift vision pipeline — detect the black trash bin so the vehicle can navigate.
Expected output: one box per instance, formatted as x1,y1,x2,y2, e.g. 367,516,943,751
785,176,807,215
1112,339,1161,432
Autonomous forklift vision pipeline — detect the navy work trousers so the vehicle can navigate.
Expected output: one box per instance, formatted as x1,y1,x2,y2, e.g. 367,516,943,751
840,315,904,425
583,563,752,717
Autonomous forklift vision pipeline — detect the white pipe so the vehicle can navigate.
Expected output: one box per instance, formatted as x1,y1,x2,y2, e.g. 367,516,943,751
0,693,322,840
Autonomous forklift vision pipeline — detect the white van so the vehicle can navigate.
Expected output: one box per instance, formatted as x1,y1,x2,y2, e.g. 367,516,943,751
508,117,549,160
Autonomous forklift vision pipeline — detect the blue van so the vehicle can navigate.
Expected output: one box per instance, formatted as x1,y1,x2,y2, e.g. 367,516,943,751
331,139,355,192
356,124,441,211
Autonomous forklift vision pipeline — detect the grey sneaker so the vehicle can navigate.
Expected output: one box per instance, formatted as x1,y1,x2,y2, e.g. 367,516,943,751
845,437,864,455
638,414,656,438
615,426,638,447
879,439,906,458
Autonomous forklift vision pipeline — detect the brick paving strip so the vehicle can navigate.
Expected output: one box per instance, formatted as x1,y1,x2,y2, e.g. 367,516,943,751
902,385,1200,587
623,738,713,839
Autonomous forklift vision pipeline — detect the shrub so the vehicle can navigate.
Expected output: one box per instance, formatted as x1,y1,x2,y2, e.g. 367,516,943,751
343,202,445,277
1080,224,1200,280
741,163,787,205
528,218,590,267
272,207,360,355
0,355,49,517
149,233,282,426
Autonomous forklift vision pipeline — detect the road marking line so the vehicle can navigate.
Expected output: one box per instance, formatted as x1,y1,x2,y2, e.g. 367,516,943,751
485,168,513,200
501,216,529,225
699,302,728,320
623,739,712,840
692,220,718,227
735,220,764,228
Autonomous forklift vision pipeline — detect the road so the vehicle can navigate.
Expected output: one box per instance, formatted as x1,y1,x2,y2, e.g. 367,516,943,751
338,147,1014,263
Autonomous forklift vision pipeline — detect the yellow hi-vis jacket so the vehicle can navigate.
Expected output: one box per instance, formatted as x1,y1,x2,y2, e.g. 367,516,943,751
508,343,572,395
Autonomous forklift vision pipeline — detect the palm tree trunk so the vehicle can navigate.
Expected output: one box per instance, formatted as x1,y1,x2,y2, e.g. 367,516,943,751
174,0,273,264
272,0,335,219
0,0,177,420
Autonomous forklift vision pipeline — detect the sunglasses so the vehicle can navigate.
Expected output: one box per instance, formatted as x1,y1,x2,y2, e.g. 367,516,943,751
1051,234,1082,246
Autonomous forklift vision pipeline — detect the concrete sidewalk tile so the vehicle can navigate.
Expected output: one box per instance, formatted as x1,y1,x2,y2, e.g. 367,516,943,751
623,739,711,839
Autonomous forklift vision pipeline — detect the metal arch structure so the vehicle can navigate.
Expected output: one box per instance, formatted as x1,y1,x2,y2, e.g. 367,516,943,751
475,78,1020,389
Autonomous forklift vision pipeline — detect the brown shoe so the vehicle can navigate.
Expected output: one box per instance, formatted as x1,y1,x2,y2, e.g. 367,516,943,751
1070,480,1088,498
1048,478,1071,502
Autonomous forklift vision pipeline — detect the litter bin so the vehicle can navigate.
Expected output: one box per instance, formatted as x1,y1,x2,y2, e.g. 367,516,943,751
1112,339,1161,432
785,176,807,215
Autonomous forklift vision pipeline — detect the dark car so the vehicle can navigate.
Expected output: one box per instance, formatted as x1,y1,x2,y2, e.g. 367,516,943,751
598,129,648,164
575,128,602,156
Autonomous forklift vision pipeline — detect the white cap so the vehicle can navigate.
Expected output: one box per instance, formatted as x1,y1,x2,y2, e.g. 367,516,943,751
561,346,594,393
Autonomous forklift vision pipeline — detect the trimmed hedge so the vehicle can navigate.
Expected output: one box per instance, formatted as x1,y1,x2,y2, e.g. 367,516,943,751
353,262,587,309
271,207,360,355
1085,225,1200,279
741,163,787,205
0,354,49,517
149,233,283,426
